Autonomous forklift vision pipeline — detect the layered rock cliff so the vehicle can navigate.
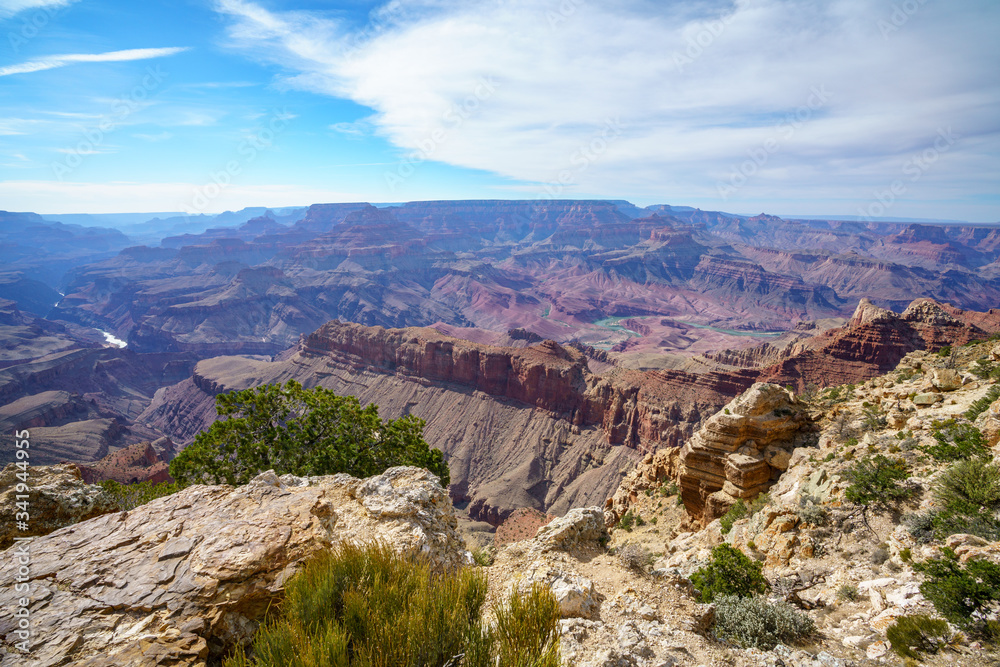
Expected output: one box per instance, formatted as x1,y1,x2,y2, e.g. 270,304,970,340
714,297,1000,390
141,323,755,525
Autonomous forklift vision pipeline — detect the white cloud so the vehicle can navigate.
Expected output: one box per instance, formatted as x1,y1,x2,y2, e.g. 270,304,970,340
330,117,375,137
54,146,116,155
0,0,72,18
0,180,368,214
133,131,173,142
212,0,1000,217
0,47,189,77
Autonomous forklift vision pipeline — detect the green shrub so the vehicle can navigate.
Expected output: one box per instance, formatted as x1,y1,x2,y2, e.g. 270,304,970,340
224,543,560,667
470,546,495,567
969,358,1000,380
886,615,951,659
690,544,768,603
931,457,1000,539
915,547,1000,636
98,479,181,511
660,482,678,497
861,404,887,430
749,493,770,515
618,510,636,531
938,345,952,357
712,595,814,649
966,383,1000,421
170,380,449,487
843,454,914,518
797,496,828,526
904,512,937,544
925,419,988,461
870,546,890,565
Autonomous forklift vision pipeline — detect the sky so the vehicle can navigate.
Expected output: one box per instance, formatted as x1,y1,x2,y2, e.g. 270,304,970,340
0,0,997,221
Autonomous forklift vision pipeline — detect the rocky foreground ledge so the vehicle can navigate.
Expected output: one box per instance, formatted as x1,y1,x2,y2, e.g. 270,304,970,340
0,467,467,667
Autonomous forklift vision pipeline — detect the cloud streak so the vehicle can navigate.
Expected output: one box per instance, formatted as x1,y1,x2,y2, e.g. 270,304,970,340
0,0,73,18
0,47,189,77
212,0,1000,217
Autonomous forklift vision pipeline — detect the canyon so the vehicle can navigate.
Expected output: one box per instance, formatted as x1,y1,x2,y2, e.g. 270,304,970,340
1,200,999,521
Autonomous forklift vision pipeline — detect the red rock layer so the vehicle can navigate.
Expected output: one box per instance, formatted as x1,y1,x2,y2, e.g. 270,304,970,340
301,321,757,453
735,298,1000,390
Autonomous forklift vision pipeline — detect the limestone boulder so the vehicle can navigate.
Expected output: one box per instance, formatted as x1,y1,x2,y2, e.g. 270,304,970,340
913,392,942,406
0,463,117,549
534,507,608,552
0,466,467,667
974,397,1000,447
520,561,599,618
931,368,962,391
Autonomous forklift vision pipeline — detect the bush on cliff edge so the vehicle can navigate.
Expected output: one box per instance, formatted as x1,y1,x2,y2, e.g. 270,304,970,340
170,380,449,487
223,542,561,667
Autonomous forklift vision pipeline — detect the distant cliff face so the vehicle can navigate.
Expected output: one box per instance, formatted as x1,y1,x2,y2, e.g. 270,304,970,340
142,322,754,525
717,298,1000,390
139,298,1000,524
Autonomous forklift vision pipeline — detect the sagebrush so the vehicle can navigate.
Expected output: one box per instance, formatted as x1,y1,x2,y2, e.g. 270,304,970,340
712,595,814,650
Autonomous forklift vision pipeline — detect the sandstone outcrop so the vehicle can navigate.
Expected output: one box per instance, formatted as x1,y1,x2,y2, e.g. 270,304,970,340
0,463,116,548
0,466,466,667
678,383,810,523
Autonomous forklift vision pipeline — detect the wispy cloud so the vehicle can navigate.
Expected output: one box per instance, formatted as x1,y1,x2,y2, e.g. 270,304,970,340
0,47,189,77
211,0,1000,214
330,117,374,138
0,0,73,18
54,146,116,155
133,131,173,142
0,117,41,135
181,81,258,89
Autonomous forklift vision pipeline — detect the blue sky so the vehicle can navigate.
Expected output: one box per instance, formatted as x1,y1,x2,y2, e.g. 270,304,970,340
0,0,998,221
